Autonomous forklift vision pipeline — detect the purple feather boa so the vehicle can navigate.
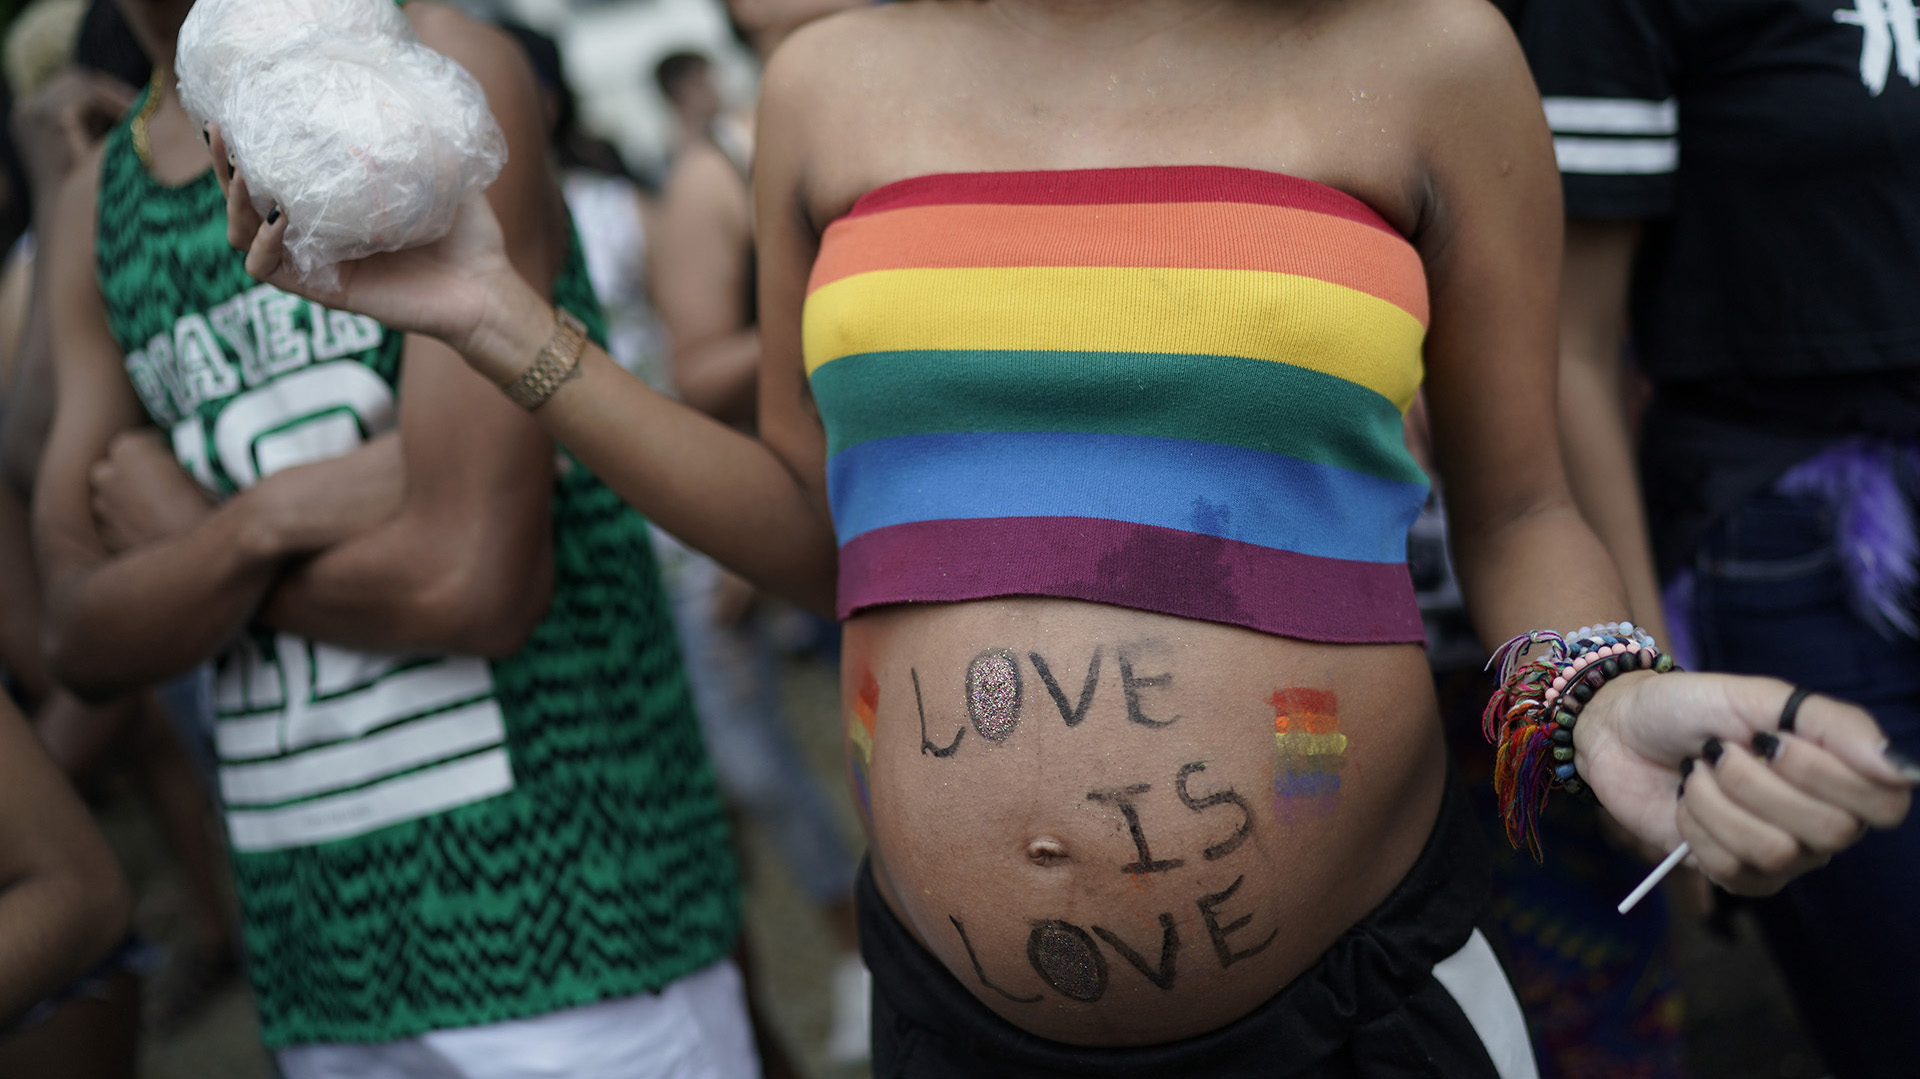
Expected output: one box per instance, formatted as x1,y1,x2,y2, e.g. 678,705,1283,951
1662,439,1920,648
1774,440,1920,639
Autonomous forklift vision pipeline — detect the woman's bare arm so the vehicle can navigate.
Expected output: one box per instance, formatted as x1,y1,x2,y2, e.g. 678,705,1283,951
1411,0,1909,890
1414,5,1629,646
207,32,841,615
0,693,130,1027
1555,219,1669,642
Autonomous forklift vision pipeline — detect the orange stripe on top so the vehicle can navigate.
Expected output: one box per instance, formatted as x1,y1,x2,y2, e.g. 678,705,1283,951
809,201,1428,327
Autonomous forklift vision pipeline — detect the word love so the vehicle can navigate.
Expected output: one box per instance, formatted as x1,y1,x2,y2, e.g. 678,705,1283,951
943,758,1268,1005
950,871,1275,1004
917,645,1176,758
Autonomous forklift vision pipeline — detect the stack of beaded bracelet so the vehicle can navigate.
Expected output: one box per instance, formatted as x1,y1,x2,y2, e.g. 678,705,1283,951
1483,622,1676,857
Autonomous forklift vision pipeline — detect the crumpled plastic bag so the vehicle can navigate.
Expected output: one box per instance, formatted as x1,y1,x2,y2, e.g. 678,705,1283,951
176,0,506,287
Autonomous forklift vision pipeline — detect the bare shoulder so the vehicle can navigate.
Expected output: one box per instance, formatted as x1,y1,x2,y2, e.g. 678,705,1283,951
1352,0,1535,106
403,0,531,76
760,2,962,134
759,2,973,220
664,141,743,200
660,140,749,226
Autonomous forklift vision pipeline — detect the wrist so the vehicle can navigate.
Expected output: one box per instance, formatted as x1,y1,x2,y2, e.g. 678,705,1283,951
1572,668,1654,770
231,480,293,562
454,271,554,386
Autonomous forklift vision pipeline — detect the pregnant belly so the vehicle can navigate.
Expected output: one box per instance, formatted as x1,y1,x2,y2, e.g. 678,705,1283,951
841,598,1448,1046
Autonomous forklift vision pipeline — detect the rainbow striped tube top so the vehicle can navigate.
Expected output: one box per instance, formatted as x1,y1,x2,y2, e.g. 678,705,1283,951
803,166,1431,644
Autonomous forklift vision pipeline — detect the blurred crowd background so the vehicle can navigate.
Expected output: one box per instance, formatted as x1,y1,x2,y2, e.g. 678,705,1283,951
0,0,1893,1077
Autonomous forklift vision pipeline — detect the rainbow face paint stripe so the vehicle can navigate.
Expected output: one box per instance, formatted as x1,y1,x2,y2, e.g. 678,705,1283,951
1270,688,1346,809
848,669,878,820
803,166,1430,643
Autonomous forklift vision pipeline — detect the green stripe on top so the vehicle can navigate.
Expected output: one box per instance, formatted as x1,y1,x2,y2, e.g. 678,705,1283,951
810,349,1429,487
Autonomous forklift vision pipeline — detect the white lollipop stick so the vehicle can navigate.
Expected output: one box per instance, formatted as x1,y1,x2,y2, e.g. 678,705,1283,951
1618,842,1689,914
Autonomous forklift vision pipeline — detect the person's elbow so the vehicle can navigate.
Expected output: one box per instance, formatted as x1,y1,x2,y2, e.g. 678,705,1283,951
42,609,131,704
44,828,134,971
67,846,133,964
407,544,555,659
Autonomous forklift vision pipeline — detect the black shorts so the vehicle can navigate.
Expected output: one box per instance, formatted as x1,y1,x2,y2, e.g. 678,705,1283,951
856,772,1538,1079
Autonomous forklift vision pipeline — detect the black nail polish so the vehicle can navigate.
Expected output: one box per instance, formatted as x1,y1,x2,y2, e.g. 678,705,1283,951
1886,745,1920,783
1677,780,1686,799
266,206,281,225
202,128,210,145
1752,730,1781,761
1679,757,1695,777
1702,737,1724,765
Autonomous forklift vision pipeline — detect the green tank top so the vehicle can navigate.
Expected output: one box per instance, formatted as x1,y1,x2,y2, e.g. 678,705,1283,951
95,92,739,1047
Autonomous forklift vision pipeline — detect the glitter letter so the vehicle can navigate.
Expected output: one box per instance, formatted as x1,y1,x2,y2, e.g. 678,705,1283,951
965,649,1023,743
1027,921,1108,1002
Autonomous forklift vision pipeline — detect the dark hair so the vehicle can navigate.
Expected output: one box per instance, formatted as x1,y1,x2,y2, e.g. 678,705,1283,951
74,0,151,88
495,21,577,144
653,50,710,103
497,21,562,92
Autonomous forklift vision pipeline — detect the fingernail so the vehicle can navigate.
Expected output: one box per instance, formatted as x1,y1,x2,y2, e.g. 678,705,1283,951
1702,737,1724,766
202,127,210,145
266,206,281,225
1677,779,1686,799
1679,757,1695,777
1885,745,1920,782
1752,731,1781,761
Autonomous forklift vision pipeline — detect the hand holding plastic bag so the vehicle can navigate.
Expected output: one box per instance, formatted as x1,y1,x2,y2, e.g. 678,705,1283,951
177,0,506,287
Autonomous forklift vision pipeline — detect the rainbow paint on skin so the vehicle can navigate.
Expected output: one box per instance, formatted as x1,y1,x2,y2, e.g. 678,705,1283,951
1270,688,1346,810
849,669,878,821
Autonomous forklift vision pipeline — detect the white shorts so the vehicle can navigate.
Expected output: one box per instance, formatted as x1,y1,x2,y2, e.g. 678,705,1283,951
276,960,759,1079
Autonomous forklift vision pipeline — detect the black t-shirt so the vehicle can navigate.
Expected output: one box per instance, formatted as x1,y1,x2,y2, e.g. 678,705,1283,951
1517,0,1920,574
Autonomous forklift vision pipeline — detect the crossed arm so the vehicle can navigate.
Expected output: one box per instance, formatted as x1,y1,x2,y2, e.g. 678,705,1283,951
33,6,565,701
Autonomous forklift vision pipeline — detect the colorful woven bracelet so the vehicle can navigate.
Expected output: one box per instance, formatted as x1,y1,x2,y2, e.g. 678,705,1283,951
1483,622,1676,857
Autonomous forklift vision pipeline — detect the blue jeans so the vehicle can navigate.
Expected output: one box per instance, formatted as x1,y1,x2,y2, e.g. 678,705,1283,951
1690,492,1920,1079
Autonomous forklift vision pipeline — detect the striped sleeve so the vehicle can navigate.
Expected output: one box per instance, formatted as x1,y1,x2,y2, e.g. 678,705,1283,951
1517,0,1680,219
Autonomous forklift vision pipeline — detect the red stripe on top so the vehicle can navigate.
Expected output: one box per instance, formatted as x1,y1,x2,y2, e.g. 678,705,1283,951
842,166,1401,237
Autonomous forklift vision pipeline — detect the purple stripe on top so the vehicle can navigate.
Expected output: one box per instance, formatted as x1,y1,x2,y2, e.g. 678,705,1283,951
839,516,1426,644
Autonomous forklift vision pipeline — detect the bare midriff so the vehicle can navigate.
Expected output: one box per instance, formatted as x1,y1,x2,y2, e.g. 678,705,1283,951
841,597,1448,1047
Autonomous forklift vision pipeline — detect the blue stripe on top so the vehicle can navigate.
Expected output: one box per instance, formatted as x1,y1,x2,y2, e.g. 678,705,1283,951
827,431,1429,564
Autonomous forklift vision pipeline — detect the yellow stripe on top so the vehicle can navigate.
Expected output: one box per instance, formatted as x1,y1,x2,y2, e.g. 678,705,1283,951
803,266,1425,412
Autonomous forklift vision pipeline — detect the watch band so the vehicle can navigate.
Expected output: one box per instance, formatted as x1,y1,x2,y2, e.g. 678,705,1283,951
500,308,588,410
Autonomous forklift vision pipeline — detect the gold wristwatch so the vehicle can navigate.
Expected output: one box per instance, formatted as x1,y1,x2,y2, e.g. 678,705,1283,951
499,308,588,410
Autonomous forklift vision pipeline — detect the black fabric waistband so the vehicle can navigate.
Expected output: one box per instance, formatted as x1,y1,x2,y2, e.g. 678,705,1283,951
857,770,1491,1078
